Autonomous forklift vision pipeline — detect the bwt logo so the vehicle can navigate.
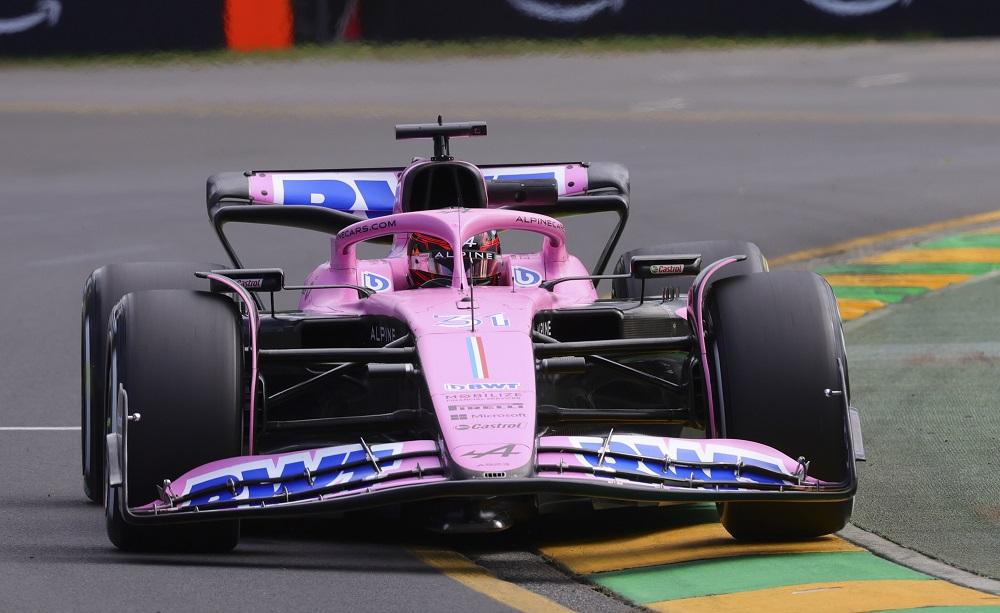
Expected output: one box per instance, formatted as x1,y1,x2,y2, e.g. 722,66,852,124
362,272,391,293
445,382,521,391
512,266,543,287
282,179,395,213
183,446,400,507
575,440,785,485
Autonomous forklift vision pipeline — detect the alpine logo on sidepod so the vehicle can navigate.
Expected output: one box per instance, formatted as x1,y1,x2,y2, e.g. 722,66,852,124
361,272,391,293
512,266,543,287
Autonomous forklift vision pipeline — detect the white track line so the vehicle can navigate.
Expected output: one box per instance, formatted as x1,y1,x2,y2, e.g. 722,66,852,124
0,427,80,431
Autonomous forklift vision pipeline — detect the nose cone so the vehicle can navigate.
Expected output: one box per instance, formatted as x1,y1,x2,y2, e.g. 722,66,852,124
421,330,537,476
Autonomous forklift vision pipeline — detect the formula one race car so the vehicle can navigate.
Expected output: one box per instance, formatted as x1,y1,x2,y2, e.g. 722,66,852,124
81,121,864,551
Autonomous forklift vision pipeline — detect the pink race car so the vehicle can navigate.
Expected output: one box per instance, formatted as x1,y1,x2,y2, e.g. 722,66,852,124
81,121,863,552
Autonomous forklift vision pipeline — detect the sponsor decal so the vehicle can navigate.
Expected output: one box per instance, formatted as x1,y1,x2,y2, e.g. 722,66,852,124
460,443,527,458
649,264,684,275
280,178,395,214
237,278,264,289
515,215,564,230
0,0,61,35
512,266,543,287
448,403,525,411
369,325,398,344
506,0,624,23
571,437,785,485
802,0,911,17
533,320,552,336
361,271,391,293
336,219,397,240
507,0,908,24
455,422,523,431
181,443,404,507
432,250,499,262
448,403,528,420
445,382,520,391
444,391,523,402
466,336,490,379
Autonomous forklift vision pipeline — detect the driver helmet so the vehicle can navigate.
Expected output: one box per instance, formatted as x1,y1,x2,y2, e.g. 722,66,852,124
407,231,502,288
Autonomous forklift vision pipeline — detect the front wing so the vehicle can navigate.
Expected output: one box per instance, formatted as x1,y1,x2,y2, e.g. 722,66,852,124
116,433,856,525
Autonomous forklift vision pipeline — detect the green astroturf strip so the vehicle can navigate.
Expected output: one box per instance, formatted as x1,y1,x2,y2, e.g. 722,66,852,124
818,263,999,276
874,607,1000,612
918,233,1000,249
591,551,927,604
829,285,928,303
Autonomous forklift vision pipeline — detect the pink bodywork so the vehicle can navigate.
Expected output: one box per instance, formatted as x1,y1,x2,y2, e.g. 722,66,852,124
299,208,597,474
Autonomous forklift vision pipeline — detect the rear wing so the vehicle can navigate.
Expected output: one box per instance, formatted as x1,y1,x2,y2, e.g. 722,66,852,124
206,161,628,212
207,162,630,276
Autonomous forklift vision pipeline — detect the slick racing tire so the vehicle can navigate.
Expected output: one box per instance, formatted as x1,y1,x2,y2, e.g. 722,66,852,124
612,240,766,300
81,262,223,503
105,289,243,552
709,271,853,541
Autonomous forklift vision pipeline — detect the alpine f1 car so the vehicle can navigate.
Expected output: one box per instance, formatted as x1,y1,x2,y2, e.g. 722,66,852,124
81,121,864,551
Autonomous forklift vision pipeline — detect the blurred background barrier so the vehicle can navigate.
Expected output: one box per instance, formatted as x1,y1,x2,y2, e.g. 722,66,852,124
1,0,999,56
346,0,1000,42
0,0,225,55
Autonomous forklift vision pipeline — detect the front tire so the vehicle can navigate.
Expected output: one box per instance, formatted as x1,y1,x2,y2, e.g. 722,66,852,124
105,289,243,552
81,262,223,502
709,271,853,540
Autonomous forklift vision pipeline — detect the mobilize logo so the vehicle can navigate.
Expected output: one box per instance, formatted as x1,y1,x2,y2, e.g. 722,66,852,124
444,382,520,391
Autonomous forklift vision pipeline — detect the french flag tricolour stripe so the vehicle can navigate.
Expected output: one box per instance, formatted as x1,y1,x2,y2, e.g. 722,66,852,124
466,336,489,379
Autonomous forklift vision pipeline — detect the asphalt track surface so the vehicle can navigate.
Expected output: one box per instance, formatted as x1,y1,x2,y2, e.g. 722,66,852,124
2,40,1000,611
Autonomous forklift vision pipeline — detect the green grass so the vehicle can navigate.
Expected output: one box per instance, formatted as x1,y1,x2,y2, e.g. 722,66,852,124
0,33,936,68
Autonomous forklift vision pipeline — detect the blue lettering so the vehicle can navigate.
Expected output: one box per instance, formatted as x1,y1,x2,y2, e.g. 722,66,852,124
282,179,356,209
243,467,276,499
356,180,395,214
670,448,713,481
187,474,242,506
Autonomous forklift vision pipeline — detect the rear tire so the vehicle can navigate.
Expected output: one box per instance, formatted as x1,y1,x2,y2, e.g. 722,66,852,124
709,271,853,540
104,289,243,552
612,240,766,299
81,262,223,502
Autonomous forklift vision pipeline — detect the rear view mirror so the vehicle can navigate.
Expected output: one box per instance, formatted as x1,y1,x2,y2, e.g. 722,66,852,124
629,254,701,279
206,268,285,293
